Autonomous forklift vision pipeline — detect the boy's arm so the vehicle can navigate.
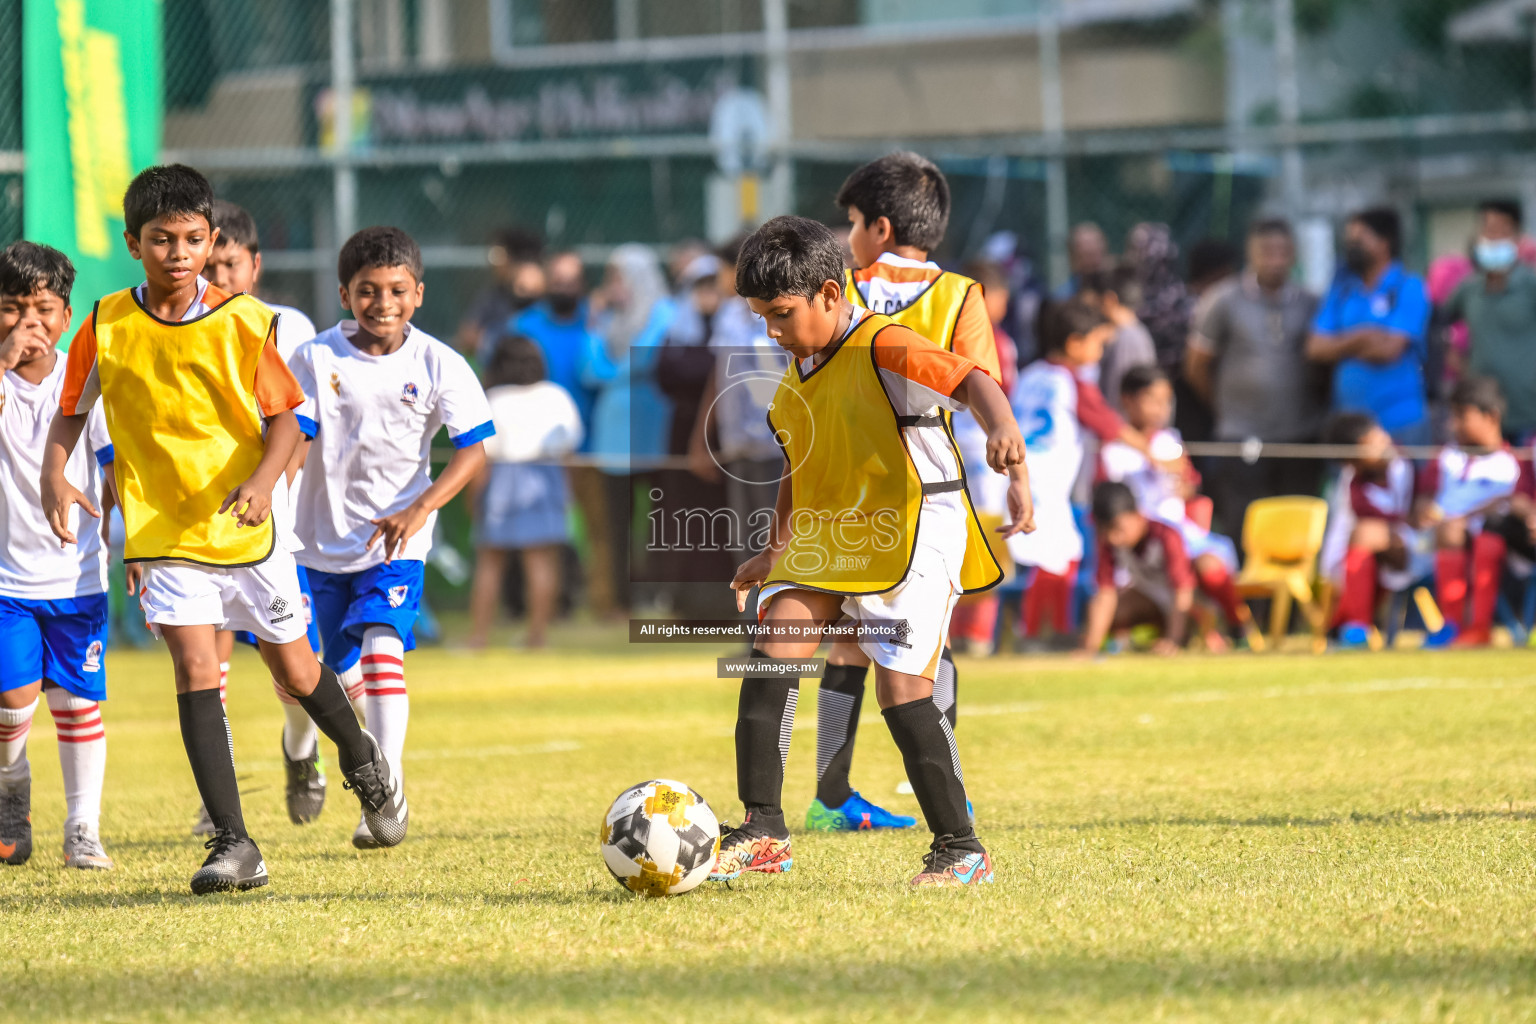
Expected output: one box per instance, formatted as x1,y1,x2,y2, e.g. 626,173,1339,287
40,411,97,545
220,409,303,528
950,366,1034,536
367,440,487,563
1080,586,1118,655
733,467,792,612
1157,585,1194,655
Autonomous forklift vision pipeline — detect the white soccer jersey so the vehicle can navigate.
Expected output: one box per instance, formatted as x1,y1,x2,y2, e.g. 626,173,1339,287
1425,446,1522,520
263,302,318,553
0,354,110,598
268,301,317,362
1100,427,1188,527
291,321,494,573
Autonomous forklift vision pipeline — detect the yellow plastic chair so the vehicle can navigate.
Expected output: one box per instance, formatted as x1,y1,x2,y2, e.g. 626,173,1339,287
1234,496,1330,652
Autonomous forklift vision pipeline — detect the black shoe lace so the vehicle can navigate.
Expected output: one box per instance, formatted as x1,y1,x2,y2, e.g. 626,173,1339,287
343,759,390,812
923,833,964,873
0,789,22,836
203,828,242,857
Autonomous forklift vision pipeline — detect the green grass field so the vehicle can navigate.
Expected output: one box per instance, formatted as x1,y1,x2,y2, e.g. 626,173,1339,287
5,632,1536,1022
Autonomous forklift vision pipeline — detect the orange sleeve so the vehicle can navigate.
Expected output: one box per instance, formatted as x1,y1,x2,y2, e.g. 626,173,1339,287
59,314,98,416
871,322,981,398
253,330,304,416
951,283,1002,385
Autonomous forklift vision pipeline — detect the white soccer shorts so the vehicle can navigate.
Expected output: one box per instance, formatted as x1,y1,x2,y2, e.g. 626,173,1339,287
139,544,310,644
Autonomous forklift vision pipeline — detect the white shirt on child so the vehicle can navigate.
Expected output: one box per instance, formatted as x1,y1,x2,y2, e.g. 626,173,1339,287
0,355,110,598
483,382,583,463
290,321,494,573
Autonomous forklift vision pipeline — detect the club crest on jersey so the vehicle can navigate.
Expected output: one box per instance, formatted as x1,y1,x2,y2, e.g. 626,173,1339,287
330,372,341,395
387,585,410,608
82,640,102,674
400,382,419,406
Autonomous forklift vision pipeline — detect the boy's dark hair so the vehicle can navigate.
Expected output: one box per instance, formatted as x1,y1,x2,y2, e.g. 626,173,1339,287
1119,363,1169,398
1079,264,1138,302
961,259,1008,293
1478,199,1523,229
483,334,546,388
0,241,76,304
1450,374,1506,418
122,164,215,238
835,151,950,252
1186,237,1240,287
338,226,424,286
1091,480,1140,528
491,225,543,264
1350,206,1402,259
211,199,260,255
1322,411,1378,448
1249,217,1294,240
1038,296,1110,355
735,216,845,302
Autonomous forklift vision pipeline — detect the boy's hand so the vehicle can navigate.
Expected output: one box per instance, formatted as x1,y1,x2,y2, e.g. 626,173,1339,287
1152,637,1182,656
219,478,273,528
999,475,1035,537
368,502,431,564
985,422,1027,473
125,562,145,598
0,328,51,371
731,550,775,613
40,474,99,545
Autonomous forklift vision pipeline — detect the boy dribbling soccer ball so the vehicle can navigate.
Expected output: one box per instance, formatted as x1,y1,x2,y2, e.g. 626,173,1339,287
715,216,1033,887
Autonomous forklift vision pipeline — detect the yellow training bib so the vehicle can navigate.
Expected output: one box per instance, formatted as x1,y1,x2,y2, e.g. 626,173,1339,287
92,288,277,566
846,268,974,353
764,314,1002,595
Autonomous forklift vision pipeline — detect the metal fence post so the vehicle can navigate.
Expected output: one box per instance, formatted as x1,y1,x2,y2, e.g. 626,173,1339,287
1040,0,1069,292
1274,0,1305,221
331,0,357,261
763,0,793,221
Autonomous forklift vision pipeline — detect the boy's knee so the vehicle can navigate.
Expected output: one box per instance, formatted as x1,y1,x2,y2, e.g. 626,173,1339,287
173,650,222,690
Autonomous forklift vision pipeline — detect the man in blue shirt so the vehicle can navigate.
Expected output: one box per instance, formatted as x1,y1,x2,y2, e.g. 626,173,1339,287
508,250,597,446
1306,207,1432,443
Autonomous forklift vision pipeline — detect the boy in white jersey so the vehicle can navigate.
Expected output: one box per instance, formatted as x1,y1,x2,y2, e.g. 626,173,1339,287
1100,365,1257,649
201,199,327,831
290,227,493,848
1008,297,1165,640
0,243,113,870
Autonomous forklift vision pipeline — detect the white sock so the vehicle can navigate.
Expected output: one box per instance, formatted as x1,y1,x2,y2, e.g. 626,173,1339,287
271,679,320,762
338,661,366,724
218,661,229,709
360,627,407,785
0,698,37,788
47,689,105,830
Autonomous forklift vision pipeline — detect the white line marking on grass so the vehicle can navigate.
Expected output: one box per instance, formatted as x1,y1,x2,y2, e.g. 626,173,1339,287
1166,676,1536,704
408,740,582,761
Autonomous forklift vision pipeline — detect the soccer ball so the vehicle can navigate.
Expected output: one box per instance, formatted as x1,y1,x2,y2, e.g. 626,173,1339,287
600,779,721,897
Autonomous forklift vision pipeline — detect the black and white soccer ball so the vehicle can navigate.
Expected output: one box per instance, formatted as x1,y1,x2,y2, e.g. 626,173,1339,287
600,779,720,897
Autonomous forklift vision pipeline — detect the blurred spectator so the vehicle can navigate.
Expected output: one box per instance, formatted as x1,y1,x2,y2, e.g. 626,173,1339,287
511,251,597,438
654,253,733,614
1187,218,1322,536
584,244,676,613
1056,221,1109,298
980,231,1045,366
1081,480,1193,656
1123,222,1192,374
467,337,583,648
1306,207,1432,444
960,260,1018,394
1079,266,1156,407
457,226,544,360
1186,237,1241,310
1441,200,1536,442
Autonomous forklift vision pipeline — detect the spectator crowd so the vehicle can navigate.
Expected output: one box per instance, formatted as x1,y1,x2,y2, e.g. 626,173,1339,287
453,195,1536,654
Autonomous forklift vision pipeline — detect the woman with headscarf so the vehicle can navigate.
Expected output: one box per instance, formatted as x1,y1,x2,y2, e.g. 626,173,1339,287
1126,222,1205,440
583,244,676,613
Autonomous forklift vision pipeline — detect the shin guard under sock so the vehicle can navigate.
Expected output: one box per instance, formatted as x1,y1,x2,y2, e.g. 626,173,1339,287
735,650,798,826
178,689,246,839
293,665,373,773
814,662,866,808
882,697,975,845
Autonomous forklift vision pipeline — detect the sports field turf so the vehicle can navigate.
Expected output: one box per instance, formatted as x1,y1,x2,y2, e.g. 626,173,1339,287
5,632,1536,1022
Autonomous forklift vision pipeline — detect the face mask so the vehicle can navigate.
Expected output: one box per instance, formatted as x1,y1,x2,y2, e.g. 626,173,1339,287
547,292,581,317
1476,238,1519,273
1343,242,1373,276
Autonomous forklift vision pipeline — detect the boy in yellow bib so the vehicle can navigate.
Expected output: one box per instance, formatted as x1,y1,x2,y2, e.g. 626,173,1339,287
803,152,1005,833
40,165,406,895
711,216,1033,887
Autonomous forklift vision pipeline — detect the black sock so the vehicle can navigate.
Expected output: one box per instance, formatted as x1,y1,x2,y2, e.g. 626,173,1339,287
934,646,958,731
735,649,797,835
814,662,867,807
178,689,246,839
293,665,373,773
882,697,977,847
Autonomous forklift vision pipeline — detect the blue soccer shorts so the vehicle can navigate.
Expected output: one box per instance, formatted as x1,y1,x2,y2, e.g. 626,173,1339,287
0,594,109,701
305,561,424,674
234,563,322,652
